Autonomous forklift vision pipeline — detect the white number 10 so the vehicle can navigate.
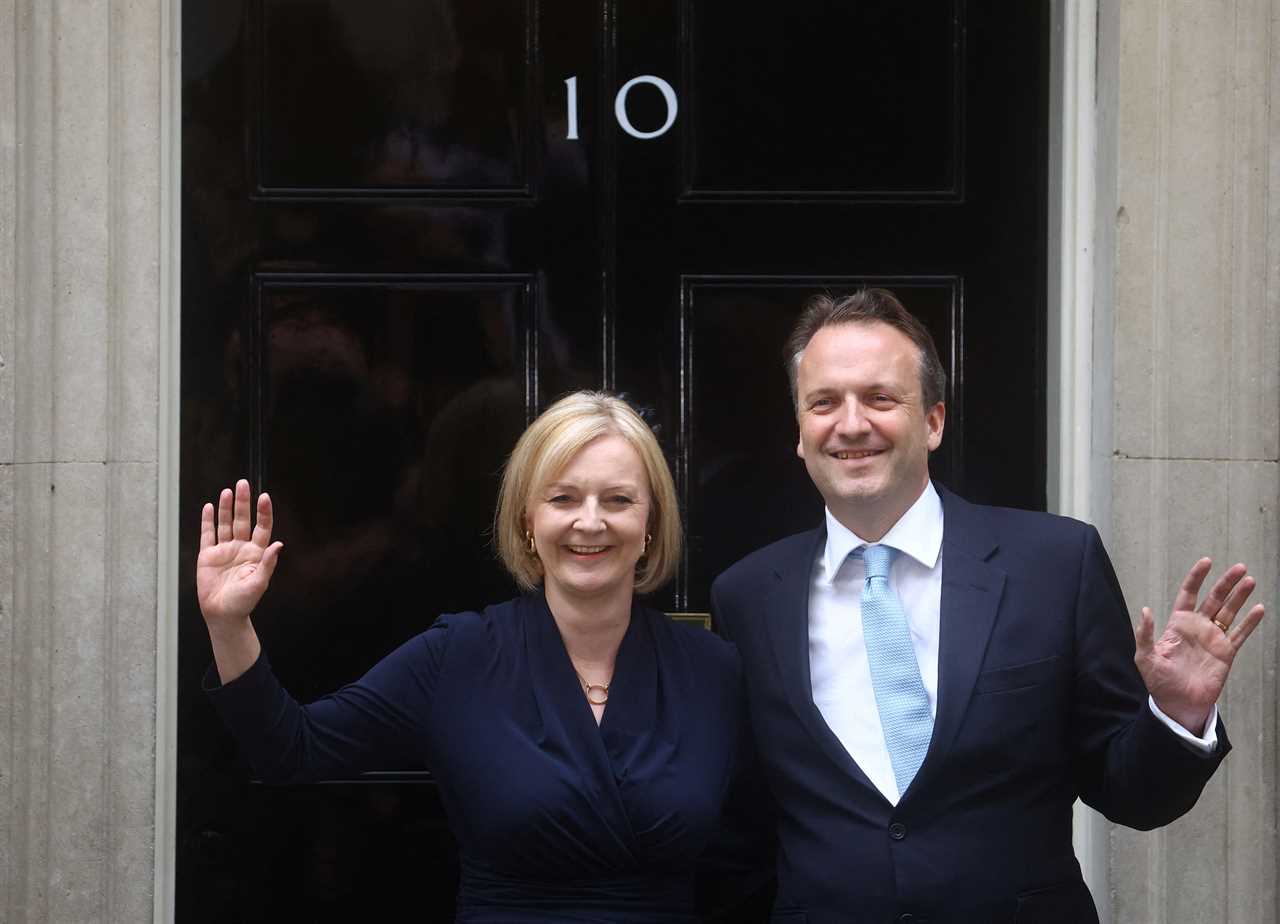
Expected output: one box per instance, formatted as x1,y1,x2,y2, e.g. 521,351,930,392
564,75,679,140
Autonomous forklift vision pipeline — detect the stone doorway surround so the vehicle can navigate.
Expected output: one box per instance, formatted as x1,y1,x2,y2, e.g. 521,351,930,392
2,1,179,922
1,1,1276,922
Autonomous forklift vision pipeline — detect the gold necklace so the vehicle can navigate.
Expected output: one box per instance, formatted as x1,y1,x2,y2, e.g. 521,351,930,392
575,671,610,705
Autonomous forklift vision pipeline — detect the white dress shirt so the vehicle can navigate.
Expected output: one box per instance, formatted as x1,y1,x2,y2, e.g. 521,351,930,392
807,480,1216,806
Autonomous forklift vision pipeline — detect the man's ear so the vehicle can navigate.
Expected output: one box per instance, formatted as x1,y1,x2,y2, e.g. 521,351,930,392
796,432,805,460
925,402,946,452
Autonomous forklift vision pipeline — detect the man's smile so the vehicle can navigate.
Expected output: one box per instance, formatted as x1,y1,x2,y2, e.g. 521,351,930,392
831,449,884,460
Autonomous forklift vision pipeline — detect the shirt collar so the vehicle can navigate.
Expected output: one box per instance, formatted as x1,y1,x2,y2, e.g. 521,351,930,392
821,481,944,581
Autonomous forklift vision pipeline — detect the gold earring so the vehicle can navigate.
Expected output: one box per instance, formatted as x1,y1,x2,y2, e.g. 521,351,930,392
642,533,652,556
525,531,537,555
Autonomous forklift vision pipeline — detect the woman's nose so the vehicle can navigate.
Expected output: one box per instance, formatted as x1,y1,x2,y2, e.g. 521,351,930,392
574,499,605,531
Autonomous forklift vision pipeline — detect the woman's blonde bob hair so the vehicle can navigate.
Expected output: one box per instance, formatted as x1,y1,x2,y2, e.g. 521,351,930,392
494,391,681,595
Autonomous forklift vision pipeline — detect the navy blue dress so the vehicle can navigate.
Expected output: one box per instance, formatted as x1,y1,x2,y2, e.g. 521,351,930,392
206,593,747,922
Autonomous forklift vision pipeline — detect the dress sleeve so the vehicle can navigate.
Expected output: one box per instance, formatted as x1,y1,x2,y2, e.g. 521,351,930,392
204,616,453,783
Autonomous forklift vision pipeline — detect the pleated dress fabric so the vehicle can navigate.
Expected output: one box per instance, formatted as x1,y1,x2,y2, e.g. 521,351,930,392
206,592,746,922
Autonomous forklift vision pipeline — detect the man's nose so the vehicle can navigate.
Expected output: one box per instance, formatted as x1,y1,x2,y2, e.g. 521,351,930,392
833,400,870,436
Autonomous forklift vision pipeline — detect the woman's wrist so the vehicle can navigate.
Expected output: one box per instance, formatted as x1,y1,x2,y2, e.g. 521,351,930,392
208,618,262,685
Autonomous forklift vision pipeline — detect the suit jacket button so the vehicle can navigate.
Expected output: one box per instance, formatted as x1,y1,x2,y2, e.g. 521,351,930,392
898,915,914,923
888,822,907,840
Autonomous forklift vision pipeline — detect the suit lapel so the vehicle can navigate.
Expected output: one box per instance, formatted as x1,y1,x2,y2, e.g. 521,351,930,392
906,488,1006,800
763,528,883,795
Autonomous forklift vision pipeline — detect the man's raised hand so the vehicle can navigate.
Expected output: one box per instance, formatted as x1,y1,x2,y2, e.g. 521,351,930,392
1135,558,1265,736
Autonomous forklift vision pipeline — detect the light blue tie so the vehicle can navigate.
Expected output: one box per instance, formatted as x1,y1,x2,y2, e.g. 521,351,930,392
857,544,933,796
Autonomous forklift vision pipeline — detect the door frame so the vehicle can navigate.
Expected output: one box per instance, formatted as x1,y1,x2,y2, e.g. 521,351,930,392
154,0,183,921
152,1,1108,918
1046,0,1111,914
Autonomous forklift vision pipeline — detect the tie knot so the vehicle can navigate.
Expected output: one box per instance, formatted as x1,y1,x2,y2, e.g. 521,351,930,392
859,543,897,579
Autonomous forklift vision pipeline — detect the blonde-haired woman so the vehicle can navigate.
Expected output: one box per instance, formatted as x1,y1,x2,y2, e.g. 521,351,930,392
198,392,751,922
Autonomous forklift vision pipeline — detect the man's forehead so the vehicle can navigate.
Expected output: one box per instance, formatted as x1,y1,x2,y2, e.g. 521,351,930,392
800,322,919,372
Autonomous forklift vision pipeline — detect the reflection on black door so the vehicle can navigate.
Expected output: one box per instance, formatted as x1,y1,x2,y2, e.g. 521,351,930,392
179,1,1047,920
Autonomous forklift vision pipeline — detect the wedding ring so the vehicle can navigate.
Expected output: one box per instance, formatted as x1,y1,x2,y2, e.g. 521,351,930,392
1212,616,1230,633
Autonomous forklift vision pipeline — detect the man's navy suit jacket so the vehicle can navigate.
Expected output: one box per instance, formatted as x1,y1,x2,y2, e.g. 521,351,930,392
711,486,1228,924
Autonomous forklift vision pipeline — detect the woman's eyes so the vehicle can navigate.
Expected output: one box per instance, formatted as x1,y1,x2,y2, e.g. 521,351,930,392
547,494,634,505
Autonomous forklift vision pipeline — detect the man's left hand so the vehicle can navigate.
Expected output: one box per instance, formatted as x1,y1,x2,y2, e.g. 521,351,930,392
1135,558,1266,735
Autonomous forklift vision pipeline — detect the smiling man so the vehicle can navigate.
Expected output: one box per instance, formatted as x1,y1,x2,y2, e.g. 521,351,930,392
711,288,1266,923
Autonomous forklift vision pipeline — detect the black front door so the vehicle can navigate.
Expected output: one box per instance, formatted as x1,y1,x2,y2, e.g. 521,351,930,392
178,2,1047,920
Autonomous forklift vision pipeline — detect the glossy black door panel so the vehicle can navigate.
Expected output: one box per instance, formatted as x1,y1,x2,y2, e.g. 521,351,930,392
178,782,457,923
257,0,535,196
683,1,962,199
611,0,1048,612
180,1,1048,919
250,275,534,696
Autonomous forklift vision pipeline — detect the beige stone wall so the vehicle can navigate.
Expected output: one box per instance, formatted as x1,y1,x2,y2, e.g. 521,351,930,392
0,1,1276,921
1,2,166,922
1102,0,1280,920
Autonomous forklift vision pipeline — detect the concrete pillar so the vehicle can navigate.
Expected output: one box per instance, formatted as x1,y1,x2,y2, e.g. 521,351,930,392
0,1,168,921
1102,0,1280,920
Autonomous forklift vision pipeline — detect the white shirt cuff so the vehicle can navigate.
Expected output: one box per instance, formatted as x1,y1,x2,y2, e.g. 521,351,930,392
1148,697,1218,753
